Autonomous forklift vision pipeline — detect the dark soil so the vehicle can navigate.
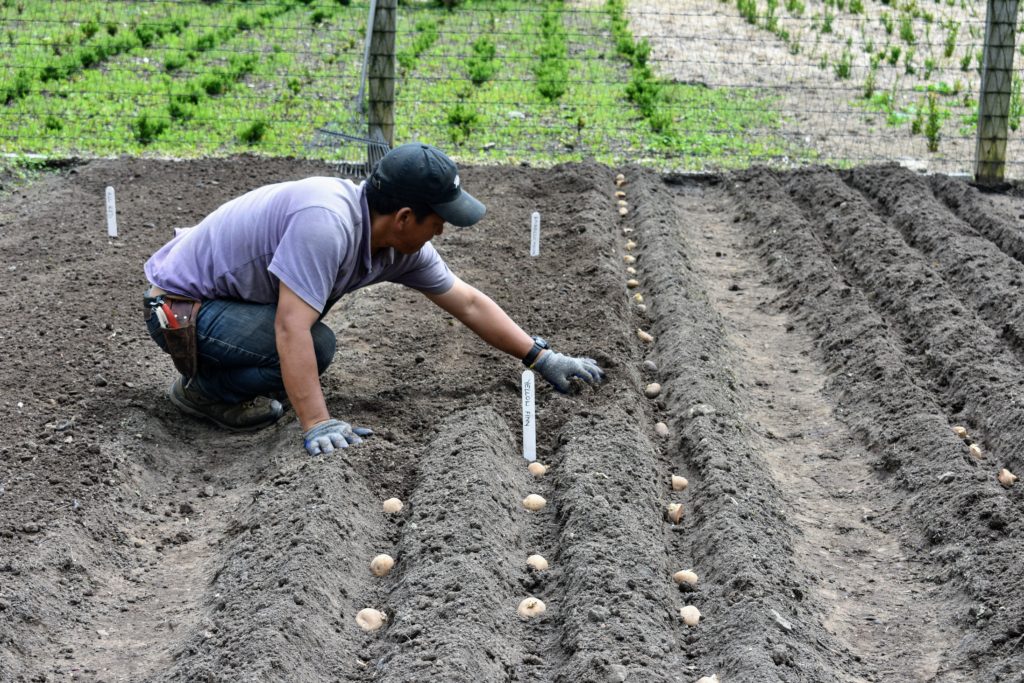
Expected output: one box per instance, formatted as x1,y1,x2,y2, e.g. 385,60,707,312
1,157,1022,682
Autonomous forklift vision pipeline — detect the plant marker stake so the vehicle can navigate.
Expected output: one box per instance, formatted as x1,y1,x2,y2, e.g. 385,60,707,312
530,211,540,257
105,186,117,238
522,370,536,462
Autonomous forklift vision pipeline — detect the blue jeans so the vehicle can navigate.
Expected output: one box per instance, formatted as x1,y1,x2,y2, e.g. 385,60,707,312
146,298,336,404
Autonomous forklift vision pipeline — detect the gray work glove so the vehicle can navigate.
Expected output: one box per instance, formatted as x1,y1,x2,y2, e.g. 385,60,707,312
303,418,373,456
533,350,605,394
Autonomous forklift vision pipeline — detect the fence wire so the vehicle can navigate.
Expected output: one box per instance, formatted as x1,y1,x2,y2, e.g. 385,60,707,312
0,0,1019,174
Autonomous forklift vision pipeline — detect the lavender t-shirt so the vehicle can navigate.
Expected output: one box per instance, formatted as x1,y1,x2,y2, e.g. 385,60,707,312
144,177,454,313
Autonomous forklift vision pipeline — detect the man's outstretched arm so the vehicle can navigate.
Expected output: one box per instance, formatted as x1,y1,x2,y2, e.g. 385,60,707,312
425,277,534,357
425,277,605,392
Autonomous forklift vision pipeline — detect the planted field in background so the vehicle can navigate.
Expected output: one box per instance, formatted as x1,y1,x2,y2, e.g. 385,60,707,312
0,0,793,169
394,0,793,168
702,0,992,153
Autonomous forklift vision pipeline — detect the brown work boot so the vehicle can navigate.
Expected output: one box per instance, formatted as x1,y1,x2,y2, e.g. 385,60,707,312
167,377,283,432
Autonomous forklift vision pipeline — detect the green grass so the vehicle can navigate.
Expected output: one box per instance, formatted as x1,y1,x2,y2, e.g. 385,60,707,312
1,0,796,169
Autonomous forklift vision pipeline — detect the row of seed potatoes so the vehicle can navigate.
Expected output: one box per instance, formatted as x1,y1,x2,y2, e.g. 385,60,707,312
615,172,718,683
952,425,1018,488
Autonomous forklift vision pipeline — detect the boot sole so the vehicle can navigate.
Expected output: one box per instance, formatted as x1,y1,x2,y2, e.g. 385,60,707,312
168,380,282,433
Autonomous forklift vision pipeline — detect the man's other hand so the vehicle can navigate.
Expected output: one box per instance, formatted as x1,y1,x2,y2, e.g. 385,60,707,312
303,418,374,456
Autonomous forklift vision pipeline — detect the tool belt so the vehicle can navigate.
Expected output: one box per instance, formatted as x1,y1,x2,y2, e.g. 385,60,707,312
144,289,202,381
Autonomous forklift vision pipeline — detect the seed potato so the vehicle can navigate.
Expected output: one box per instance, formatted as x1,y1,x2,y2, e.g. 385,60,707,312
526,554,549,571
523,494,547,511
667,503,684,524
679,605,701,626
518,597,546,619
370,554,395,577
528,462,548,477
998,468,1018,488
673,569,699,586
356,608,387,631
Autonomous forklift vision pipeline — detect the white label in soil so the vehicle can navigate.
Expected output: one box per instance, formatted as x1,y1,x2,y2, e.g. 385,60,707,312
521,370,536,461
105,186,117,238
530,211,540,256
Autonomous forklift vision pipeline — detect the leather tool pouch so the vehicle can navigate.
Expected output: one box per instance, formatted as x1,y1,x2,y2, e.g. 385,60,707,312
161,299,202,381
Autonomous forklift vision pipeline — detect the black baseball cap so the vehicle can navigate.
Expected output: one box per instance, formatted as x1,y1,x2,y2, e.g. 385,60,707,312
369,142,486,227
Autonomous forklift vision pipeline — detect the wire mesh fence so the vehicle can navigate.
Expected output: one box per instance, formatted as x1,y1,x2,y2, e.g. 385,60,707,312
0,0,1021,174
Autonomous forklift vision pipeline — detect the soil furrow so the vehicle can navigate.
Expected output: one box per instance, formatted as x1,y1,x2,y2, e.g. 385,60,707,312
632,172,865,682
686,173,960,681
732,167,1023,679
845,166,1024,362
369,408,530,681
928,174,1024,266
549,405,682,682
156,436,388,682
785,169,1024,480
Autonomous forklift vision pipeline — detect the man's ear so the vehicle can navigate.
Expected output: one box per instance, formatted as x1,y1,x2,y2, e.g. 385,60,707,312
394,207,414,229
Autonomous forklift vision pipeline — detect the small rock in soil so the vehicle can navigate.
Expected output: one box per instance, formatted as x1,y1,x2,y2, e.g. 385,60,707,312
606,664,628,682
771,609,794,633
22,523,40,534
642,360,657,373
588,606,610,622
938,471,956,483
654,422,670,437
688,403,715,418
645,383,662,398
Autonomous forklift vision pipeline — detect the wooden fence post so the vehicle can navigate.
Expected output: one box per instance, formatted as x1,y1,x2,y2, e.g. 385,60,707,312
975,0,1018,183
369,0,397,152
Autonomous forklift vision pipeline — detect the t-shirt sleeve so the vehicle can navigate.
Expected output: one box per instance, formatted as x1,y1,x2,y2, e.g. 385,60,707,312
267,207,348,312
393,242,455,294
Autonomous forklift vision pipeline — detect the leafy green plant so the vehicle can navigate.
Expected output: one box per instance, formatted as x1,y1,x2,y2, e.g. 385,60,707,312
925,92,941,152
534,3,568,101
923,56,936,80
880,12,893,34
446,101,479,143
238,118,269,144
1011,74,1023,132
1,69,31,104
765,0,779,32
863,54,880,98
888,45,901,66
737,0,758,25
466,36,498,85
943,20,958,59
822,9,834,33
397,18,438,72
834,46,853,79
899,13,916,44
785,0,804,15
133,113,168,145
911,100,924,134
849,0,863,14
81,19,100,41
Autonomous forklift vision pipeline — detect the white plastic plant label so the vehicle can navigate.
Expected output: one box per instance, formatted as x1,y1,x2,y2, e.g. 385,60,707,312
105,186,117,238
521,369,536,461
530,211,540,257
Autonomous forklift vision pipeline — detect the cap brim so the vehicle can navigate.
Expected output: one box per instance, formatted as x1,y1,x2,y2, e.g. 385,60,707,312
431,189,486,227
